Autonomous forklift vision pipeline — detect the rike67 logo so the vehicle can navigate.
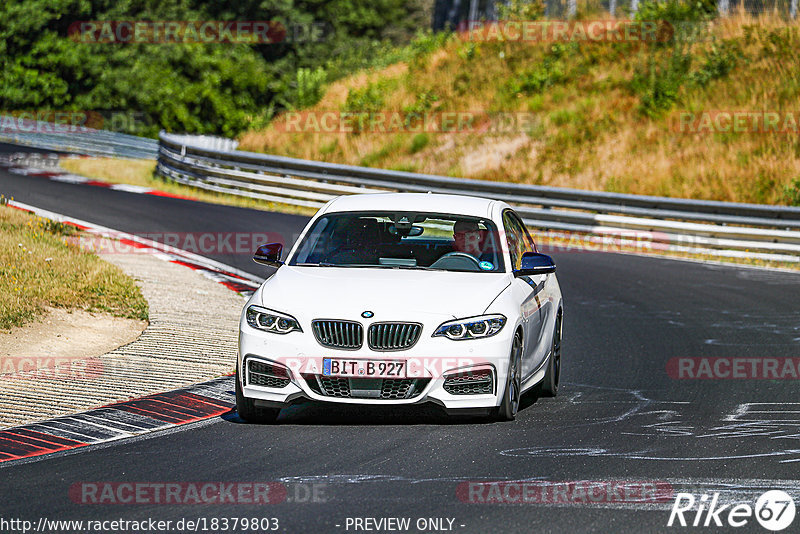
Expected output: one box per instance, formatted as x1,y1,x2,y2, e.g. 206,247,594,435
668,490,796,531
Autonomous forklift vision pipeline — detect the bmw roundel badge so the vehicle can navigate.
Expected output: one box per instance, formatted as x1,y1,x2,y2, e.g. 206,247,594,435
361,311,374,318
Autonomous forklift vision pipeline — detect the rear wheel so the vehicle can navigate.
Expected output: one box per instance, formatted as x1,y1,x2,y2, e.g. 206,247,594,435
539,312,562,397
496,332,523,421
235,369,281,424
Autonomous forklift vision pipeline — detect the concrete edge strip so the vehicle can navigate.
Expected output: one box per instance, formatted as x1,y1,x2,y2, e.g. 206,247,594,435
0,376,235,464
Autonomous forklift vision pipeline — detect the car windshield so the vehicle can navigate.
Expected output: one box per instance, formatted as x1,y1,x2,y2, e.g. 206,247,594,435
290,211,505,273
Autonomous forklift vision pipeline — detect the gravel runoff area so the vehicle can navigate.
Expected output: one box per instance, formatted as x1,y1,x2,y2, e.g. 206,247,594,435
0,243,245,428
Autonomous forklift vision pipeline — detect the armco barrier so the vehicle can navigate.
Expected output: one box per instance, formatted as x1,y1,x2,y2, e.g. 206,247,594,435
157,131,800,263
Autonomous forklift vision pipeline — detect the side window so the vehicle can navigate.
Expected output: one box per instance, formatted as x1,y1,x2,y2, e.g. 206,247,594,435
511,212,537,254
502,211,526,270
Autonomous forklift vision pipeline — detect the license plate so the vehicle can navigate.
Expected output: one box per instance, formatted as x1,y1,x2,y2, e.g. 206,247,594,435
322,358,406,378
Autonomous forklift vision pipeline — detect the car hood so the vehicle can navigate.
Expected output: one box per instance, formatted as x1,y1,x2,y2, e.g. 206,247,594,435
257,266,511,323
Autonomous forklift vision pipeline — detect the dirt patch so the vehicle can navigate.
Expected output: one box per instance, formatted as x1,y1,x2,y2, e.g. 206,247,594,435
461,135,530,176
0,307,146,369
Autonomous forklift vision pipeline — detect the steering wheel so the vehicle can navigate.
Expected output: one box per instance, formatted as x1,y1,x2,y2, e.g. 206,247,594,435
429,252,482,271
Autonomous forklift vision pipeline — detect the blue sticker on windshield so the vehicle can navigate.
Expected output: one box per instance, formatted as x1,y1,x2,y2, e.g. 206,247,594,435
479,261,494,271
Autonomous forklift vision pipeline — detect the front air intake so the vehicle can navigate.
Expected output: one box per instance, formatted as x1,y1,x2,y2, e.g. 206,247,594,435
443,368,495,395
367,322,422,351
312,320,363,349
247,359,290,388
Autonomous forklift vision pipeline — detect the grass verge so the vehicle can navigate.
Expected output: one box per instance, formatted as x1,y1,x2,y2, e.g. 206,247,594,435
0,203,149,330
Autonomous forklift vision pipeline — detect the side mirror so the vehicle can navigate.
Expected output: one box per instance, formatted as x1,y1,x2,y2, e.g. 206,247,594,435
514,252,556,277
253,242,283,267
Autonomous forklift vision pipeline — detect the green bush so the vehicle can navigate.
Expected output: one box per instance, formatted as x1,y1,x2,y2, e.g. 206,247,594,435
0,0,430,137
631,43,692,117
689,39,741,87
784,178,800,206
457,42,476,61
409,133,429,153
294,67,328,109
630,0,736,117
343,81,389,114
403,90,440,114
635,0,716,25
409,30,452,59
631,31,740,117
507,44,571,95
341,79,400,133
497,0,546,20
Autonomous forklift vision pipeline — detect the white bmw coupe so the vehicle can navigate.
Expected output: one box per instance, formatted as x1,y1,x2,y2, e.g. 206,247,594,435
236,193,563,422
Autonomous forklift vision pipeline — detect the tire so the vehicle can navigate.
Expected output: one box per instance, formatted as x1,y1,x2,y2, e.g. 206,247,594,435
235,369,281,424
539,312,562,398
496,332,523,421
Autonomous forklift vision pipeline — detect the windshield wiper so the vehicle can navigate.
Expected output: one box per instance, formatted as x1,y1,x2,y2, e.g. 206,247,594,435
369,264,437,271
296,262,438,270
294,262,345,267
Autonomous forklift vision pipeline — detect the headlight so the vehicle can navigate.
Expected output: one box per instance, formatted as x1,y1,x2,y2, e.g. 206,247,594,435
433,314,506,340
246,305,302,334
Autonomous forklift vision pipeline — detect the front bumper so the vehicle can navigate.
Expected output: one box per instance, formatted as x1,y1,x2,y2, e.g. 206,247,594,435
238,323,515,411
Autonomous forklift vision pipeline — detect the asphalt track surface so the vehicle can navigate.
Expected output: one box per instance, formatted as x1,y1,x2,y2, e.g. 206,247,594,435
1,148,800,533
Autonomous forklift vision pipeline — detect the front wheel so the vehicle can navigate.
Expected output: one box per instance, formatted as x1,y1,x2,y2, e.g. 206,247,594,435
235,369,281,424
496,332,522,421
538,312,562,397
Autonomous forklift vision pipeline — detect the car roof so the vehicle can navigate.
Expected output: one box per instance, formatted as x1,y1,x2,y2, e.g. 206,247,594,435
322,193,504,219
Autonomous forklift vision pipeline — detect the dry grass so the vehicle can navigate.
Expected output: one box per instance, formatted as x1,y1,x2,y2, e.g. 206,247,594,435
0,204,148,330
61,157,159,187
59,158,317,216
239,14,800,206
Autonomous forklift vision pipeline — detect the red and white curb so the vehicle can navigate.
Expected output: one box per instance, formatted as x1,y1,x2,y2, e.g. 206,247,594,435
0,198,260,464
6,199,263,297
0,152,194,200
0,377,235,464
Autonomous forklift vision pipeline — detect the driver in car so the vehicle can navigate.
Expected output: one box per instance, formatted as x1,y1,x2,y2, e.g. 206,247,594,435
452,220,497,267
